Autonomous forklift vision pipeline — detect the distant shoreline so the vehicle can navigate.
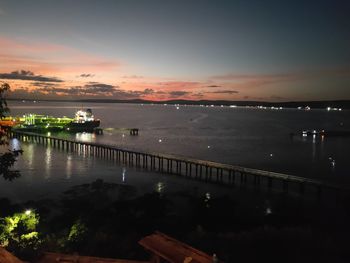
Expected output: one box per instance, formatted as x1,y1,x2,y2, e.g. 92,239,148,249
6,98,350,109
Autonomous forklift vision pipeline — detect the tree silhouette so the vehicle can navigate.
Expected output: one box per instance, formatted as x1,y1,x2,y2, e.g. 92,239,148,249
0,82,22,180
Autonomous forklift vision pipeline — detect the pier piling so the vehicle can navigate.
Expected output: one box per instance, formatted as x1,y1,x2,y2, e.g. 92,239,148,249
8,130,348,199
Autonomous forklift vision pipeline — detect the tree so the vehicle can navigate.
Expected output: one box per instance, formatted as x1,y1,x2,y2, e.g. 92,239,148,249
0,82,22,180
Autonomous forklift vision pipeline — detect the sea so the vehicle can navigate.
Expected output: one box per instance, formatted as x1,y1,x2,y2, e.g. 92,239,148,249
1,101,350,202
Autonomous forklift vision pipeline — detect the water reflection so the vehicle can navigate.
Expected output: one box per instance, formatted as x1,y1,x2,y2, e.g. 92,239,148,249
45,147,52,179
329,157,336,171
26,144,34,168
204,192,211,208
75,132,96,142
265,207,272,215
11,138,21,151
66,155,72,179
122,167,126,183
312,136,316,161
155,182,165,194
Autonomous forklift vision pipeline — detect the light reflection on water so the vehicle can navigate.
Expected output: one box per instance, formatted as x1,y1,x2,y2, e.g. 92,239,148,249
45,147,52,179
66,155,72,179
27,144,34,168
4,101,350,199
155,182,165,194
4,140,247,202
11,138,21,151
122,167,126,183
75,132,96,143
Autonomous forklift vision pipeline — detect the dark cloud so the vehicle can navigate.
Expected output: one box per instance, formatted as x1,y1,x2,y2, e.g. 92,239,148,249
32,82,149,99
37,86,82,95
0,70,63,82
191,92,204,98
141,88,155,95
79,73,95,78
119,89,167,96
32,81,58,87
135,89,166,95
168,91,191,97
33,82,120,96
208,90,239,94
84,82,118,94
207,85,221,88
9,83,192,100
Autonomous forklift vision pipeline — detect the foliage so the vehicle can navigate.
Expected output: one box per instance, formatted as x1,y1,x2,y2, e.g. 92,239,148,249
0,82,22,180
0,82,10,117
68,219,88,243
0,210,41,250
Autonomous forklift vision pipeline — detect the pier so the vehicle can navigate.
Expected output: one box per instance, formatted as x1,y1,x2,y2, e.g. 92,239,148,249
8,130,349,199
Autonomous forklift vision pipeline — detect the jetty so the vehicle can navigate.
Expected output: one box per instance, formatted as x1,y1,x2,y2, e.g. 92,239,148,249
8,130,349,199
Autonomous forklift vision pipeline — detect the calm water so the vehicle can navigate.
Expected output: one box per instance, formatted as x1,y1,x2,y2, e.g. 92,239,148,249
1,101,350,201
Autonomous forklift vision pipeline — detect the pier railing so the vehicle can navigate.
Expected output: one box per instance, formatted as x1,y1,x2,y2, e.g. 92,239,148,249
8,130,350,198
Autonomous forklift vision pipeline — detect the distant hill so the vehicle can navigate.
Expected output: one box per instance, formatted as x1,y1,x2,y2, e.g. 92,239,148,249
7,98,350,109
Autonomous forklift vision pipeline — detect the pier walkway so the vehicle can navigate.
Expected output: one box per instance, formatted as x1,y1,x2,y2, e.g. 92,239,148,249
8,130,350,199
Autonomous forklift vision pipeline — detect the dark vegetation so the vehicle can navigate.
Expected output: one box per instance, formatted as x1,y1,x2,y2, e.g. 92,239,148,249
1,179,350,263
0,82,22,180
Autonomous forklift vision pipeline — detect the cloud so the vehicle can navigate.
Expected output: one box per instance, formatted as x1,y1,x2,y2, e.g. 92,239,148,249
33,81,120,97
207,85,221,88
168,91,191,97
37,86,81,95
0,70,63,82
141,88,155,95
191,92,204,98
208,90,239,94
79,73,95,78
32,81,59,87
31,82,164,99
83,82,118,93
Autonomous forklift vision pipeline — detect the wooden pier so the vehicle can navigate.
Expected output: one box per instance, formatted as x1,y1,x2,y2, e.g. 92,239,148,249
8,130,350,198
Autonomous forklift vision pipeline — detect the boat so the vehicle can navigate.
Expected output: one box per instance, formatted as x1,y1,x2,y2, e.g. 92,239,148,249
6,109,100,133
65,109,100,132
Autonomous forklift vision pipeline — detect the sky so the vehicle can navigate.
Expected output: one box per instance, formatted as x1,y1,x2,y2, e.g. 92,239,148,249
0,0,349,101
